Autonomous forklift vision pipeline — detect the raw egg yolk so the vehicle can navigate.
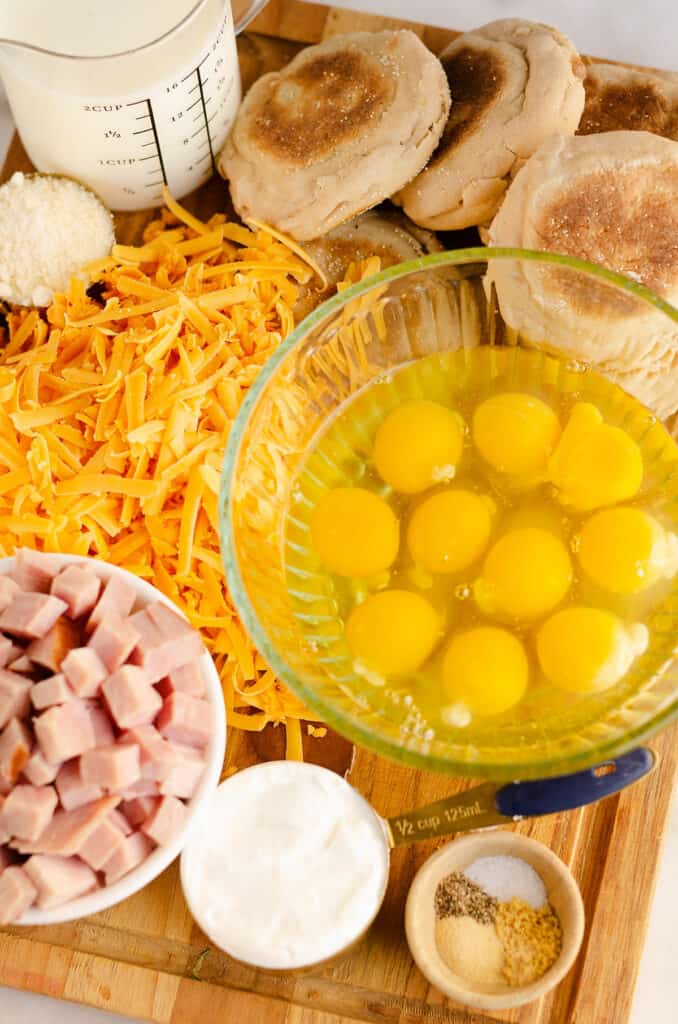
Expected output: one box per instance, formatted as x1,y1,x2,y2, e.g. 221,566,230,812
578,507,678,594
407,489,495,574
537,607,649,693
311,487,399,577
373,399,465,494
346,589,441,677
442,626,528,716
474,527,572,621
548,402,643,510
473,392,561,476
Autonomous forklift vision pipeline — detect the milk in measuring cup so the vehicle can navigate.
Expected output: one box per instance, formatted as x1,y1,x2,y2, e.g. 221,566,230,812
0,0,241,209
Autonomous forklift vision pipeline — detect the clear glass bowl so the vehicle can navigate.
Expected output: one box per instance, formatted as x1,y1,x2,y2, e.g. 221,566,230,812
220,248,678,780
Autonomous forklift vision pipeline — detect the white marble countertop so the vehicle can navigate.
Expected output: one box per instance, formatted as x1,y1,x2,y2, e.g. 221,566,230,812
1,2,677,1021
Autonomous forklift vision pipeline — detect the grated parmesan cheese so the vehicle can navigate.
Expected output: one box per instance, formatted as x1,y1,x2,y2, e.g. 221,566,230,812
0,190,378,751
0,172,115,307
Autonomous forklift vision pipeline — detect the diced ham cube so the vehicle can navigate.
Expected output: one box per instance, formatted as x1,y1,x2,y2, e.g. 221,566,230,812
103,666,162,730
0,844,13,873
55,761,103,811
31,673,74,711
0,575,20,612
85,705,116,746
26,617,80,673
163,662,205,698
0,636,21,668
87,574,137,633
159,743,204,800
11,795,120,856
104,831,153,884
0,669,32,728
1,784,58,841
78,817,126,870
22,750,59,787
119,725,179,781
0,717,32,785
130,608,204,684
0,866,38,923
80,744,141,792
142,795,187,846
89,615,140,673
157,692,212,749
24,854,97,908
62,647,107,698
11,549,64,593
147,601,194,638
109,807,133,836
0,593,68,639
34,701,96,764
120,778,160,799
120,796,159,828
8,655,34,674
51,565,101,619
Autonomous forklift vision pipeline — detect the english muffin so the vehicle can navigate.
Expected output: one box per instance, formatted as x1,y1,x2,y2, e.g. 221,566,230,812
295,208,443,319
487,131,678,417
397,19,585,231
219,31,451,241
579,60,678,140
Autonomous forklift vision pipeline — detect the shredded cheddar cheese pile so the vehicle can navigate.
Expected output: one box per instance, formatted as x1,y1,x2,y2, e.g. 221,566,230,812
0,190,334,757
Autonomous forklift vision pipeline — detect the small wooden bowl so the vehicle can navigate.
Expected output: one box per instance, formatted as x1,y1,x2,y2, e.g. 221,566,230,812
405,830,585,1010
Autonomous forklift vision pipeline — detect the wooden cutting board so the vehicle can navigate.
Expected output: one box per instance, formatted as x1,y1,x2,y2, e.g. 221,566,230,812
1,3,677,1023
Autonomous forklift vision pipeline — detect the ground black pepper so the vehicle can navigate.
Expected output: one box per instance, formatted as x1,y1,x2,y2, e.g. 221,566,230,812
434,871,498,925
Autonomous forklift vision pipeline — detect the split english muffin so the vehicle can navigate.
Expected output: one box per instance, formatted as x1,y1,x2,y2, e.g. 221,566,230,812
219,30,451,241
396,18,586,231
579,60,678,141
487,131,678,418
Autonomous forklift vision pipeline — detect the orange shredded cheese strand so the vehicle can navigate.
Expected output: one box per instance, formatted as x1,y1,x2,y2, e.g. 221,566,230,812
0,200,343,752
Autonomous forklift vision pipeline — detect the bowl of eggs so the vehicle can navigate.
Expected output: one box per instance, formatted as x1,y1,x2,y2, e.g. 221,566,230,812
220,248,678,779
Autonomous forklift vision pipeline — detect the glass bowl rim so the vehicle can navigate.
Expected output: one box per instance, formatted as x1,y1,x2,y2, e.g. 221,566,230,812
220,247,678,779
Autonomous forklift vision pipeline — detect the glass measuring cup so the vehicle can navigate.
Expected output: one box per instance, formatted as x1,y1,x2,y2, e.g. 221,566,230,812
0,0,263,210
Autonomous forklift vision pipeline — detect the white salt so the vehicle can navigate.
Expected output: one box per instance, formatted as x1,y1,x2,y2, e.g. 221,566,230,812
465,855,547,909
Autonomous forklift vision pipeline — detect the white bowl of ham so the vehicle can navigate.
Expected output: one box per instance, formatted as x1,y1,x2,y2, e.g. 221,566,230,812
0,550,226,925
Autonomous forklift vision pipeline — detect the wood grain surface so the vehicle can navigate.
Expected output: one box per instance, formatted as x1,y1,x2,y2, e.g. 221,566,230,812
1,4,677,1023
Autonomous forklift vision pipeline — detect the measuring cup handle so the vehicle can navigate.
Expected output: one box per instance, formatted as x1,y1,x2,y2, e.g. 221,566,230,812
494,748,656,819
232,0,271,34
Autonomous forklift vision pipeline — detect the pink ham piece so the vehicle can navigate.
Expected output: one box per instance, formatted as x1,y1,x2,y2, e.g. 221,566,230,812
119,725,178,781
0,636,21,668
51,565,101,619
34,700,96,764
11,795,120,855
159,744,204,800
87,574,137,633
11,549,63,593
0,668,32,728
0,717,32,786
109,807,133,836
103,665,162,730
0,592,68,639
120,778,160,799
89,615,140,673
26,617,79,673
22,750,59,787
104,831,153,884
62,647,107,698
0,575,20,612
0,865,38,924
55,761,103,811
157,661,205,699
130,607,204,684
8,655,34,674
1,784,58,841
78,816,127,871
24,854,97,909
31,674,74,711
80,744,141,792
142,795,187,846
85,704,116,747
120,796,158,828
157,692,212,749
0,793,8,843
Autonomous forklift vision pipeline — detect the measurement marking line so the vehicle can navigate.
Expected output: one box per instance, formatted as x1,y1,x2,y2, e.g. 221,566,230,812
206,110,218,124
146,98,168,186
141,140,157,148
186,82,200,95
126,98,148,107
145,180,164,187
187,98,201,112
196,153,211,164
191,127,204,138
140,154,161,161
196,64,216,174
132,128,154,135
197,138,211,151
135,114,151,121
